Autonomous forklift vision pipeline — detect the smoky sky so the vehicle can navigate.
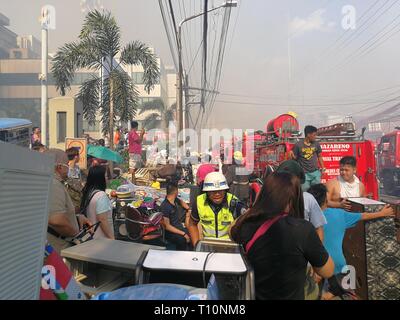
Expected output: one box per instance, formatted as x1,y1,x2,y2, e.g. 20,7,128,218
1,0,399,130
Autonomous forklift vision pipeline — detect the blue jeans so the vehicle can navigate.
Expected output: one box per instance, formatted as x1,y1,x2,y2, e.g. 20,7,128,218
302,170,321,192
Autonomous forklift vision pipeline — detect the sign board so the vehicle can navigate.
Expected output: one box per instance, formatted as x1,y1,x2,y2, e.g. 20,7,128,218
66,138,87,170
320,142,354,183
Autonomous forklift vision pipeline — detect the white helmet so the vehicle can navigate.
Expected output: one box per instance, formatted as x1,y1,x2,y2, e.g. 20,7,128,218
202,172,229,192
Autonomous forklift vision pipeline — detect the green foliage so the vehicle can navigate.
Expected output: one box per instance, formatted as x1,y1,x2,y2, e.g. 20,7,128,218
52,10,160,135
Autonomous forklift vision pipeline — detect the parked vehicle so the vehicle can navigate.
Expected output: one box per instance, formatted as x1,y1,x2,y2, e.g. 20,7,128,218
0,118,32,148
377,129,400,195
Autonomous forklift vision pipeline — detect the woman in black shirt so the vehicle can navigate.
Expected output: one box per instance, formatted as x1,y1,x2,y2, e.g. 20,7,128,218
230,172,334,300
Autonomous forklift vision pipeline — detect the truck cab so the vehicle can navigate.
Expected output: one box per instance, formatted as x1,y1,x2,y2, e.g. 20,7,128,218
378,130,400,195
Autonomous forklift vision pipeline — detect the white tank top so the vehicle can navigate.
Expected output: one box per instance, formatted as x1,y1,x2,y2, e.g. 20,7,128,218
338,175,360,198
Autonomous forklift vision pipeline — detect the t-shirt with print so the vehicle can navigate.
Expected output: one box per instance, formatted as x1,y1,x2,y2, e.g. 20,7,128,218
292,140,322,173
322,208,362,275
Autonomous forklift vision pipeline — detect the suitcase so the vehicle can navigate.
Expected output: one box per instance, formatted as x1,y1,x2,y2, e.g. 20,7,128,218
343,198,400,300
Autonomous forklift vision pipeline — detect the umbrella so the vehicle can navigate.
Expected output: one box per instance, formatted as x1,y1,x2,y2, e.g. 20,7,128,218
87,145,124,164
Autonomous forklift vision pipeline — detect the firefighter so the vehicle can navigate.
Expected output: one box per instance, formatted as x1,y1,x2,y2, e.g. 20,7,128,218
188,172,247,246
224,151,250,205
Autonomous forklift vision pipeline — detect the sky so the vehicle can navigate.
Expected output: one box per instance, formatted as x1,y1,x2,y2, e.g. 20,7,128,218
1,0,400,131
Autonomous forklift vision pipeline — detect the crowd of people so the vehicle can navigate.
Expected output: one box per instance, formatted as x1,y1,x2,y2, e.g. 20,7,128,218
31,122,395,300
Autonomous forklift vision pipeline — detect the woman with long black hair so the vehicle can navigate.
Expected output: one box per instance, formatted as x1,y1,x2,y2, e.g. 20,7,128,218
80,166,114,239
230,172,334,300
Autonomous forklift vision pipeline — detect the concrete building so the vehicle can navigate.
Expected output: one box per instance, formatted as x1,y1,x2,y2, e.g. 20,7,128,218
0,13,17,59
120,56,176,130
0,12,176,140
0,58,96,127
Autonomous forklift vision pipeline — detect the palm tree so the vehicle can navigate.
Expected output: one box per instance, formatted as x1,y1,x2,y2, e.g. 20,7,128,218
139,99,176,131
51,10,160,150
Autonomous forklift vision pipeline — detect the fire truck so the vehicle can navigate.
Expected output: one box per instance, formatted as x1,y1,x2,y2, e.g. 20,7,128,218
244,114,379,204
377,129,400,195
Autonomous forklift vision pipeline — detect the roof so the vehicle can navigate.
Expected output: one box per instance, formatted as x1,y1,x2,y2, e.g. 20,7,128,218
0,118,32,130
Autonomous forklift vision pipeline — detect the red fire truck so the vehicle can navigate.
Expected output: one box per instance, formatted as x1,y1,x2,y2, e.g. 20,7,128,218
246,114,379,203
377,129,400,195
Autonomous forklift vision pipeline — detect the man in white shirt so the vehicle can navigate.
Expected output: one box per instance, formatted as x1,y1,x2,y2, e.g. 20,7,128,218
326,156,366,210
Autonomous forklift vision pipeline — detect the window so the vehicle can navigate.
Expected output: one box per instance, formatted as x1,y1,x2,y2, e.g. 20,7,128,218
57,112,67,143
132,72,144,84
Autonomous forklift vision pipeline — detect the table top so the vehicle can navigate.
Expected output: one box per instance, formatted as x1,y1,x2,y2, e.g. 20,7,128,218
61,239,165,270
348,197,386,205
142,249,247,274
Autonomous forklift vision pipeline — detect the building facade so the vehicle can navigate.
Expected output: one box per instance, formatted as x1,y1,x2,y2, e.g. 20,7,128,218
0,12,176,141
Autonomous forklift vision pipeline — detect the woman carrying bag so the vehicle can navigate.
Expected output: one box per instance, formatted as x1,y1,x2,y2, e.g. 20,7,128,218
230,172,334,300
80,166,115,240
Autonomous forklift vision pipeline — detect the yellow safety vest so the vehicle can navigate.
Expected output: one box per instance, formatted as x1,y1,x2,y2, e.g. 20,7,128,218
196,193,237,239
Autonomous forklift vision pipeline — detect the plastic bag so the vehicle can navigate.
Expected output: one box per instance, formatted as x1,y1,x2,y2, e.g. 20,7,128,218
93,284,197,300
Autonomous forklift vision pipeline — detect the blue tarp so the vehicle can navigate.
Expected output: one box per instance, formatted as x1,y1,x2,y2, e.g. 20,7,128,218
93,283,204,300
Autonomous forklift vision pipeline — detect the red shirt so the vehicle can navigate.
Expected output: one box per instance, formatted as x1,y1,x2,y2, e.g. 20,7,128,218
128,130,142,154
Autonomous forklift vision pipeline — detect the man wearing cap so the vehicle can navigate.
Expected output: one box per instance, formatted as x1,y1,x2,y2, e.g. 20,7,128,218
224,151,250,204
46,149,91,254
187,172,247,247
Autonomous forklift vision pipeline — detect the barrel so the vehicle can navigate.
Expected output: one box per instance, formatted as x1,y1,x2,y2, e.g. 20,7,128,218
266,114,299,138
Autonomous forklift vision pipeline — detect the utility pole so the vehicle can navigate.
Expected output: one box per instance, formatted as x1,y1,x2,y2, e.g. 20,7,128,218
41,27,48,145
39,6,55,146
184,74,190,130
176,1,237,139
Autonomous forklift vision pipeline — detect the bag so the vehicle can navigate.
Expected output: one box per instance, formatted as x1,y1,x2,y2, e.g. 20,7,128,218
304,266,320,300
69,222,101,245
79,189,101,217
327,274,359,300
245,214,287,253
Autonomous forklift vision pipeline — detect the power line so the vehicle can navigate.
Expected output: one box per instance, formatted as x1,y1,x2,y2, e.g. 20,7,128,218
201,0,209,112
359,17,400,57
187,39,204,75
292,0,385,94
350,94,400,116
204,4,233,127
327,3,400,73
334,0,396,53
158,0,178,69
217,84,400,104
213,97,400,107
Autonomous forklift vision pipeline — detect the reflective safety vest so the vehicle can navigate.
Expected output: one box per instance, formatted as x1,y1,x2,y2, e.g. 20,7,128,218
196,193,237,239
